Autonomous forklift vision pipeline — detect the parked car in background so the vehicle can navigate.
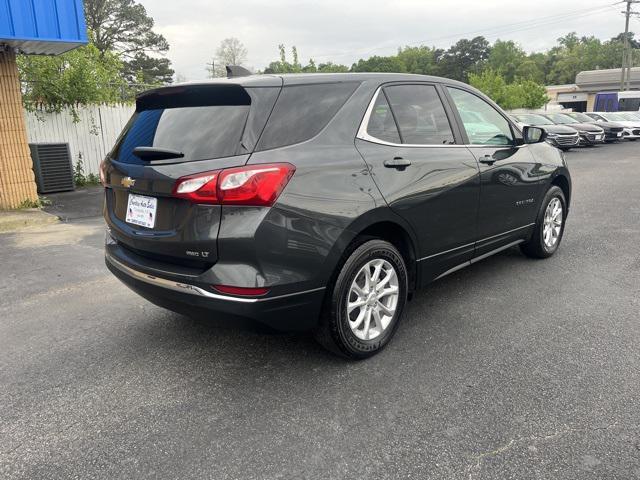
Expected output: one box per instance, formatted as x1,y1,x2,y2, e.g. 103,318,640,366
102,73,572,358
565,112,624,143
586,112,640,141
540,113,605,146
511,113,579,150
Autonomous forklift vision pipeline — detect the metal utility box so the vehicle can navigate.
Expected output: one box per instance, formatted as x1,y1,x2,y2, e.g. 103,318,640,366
29,143,75,194
0,0,88,54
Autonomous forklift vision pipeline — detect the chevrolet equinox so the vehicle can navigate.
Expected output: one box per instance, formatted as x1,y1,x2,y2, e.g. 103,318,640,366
103,73,571,358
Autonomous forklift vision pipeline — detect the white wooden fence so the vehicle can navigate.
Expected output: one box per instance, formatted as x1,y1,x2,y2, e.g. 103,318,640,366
24,104,135,176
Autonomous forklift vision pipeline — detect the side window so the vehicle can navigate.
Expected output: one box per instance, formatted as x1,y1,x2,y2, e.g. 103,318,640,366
447,87,514,146
366,92,401,143
256,82,359,151
383,85,455,145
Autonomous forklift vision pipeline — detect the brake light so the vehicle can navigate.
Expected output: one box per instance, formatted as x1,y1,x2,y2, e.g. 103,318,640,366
218,164,295,206
213,285,270,296
172,170,220,204
172,163,295,206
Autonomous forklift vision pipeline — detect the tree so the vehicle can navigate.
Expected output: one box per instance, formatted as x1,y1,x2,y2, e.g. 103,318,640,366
208,38,248,77
487,40,527,82
84,0,173,84
439,36,490,82
469,69,548,110
123,53,174,85
351,55,406,73
17,43,126,120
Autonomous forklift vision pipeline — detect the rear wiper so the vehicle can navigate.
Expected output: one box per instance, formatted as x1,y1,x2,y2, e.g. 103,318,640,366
133,147,185,161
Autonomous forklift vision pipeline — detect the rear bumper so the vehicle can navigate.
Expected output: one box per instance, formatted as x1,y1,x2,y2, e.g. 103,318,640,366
105,251,326,332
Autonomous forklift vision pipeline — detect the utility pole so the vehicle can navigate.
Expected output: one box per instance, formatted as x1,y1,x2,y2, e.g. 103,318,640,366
206,57,216,78
620,0,640,91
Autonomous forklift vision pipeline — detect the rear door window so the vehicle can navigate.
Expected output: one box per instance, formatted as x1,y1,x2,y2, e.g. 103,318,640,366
111,85,279,164
256,82,359,151
383,84,455,145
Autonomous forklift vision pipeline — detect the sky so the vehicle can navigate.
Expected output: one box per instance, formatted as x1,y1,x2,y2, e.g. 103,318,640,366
140,0,636,81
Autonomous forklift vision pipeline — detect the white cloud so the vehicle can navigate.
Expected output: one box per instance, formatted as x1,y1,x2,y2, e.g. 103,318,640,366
140,0,629,81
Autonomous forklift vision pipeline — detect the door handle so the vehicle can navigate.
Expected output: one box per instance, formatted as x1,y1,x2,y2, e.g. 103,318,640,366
384,157,412,169
479,154,496,165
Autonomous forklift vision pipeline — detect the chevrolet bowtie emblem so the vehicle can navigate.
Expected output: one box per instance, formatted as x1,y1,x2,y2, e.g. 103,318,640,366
121,177,136,188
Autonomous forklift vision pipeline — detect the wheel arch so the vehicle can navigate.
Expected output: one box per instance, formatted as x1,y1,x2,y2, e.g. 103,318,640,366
321,208,419,294
551,173,571,209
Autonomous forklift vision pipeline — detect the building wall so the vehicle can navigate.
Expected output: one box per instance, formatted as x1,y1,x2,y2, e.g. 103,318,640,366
0,49,38,209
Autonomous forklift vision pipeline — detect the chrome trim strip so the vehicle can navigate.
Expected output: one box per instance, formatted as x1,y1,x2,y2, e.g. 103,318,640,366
417,224,535,263
477,223,535,244
417,242,475,262
106,254,325,303
433,239,524,281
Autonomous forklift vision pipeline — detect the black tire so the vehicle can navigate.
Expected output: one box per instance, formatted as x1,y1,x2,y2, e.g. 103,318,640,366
314,239,408,359
520,185,567,259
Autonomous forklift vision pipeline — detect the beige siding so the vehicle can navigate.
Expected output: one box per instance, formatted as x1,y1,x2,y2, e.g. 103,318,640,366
0,49,38,210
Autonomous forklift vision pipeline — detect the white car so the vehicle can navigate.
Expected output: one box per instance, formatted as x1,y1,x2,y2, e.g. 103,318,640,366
586,112,640,141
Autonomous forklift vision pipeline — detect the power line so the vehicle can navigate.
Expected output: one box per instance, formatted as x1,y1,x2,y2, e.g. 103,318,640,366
310,1,622,61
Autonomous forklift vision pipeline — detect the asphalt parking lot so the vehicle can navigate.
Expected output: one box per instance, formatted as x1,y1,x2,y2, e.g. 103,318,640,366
1,141,639,479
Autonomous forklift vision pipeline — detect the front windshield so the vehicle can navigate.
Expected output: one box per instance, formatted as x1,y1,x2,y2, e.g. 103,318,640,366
621,112,640,121
604,112,628,121
546,113,578,124
570,112,593,122
515,114,550,126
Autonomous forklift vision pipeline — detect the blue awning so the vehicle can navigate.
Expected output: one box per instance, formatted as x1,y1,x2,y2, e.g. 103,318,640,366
0,0,88,55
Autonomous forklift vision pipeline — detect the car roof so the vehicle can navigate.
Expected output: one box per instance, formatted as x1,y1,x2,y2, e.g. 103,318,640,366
169,72,471,88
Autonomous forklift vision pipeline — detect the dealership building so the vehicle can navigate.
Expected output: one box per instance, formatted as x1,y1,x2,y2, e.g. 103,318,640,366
0,0,87,209
546,67,640,112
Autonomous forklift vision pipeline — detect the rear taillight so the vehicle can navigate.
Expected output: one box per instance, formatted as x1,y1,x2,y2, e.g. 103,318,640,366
172,171,220,203
172,163,295,206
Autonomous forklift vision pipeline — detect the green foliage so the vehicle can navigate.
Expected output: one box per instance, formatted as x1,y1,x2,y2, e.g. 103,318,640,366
264,45,350,74
469,69,549,110
17,43,126,120
351,55,407,73
17,196,51,209
73,157,101,187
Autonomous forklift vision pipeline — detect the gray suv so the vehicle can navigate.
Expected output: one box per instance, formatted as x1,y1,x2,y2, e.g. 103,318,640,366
102,73,571,358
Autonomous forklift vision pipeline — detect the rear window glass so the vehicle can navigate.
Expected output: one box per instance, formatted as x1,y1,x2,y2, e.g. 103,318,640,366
384,84,455,145
256,82,359,151
111,85,279,164
366,92,401,143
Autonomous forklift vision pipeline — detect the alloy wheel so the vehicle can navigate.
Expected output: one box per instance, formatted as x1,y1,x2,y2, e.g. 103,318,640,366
346,259,399,341
543,197,563,249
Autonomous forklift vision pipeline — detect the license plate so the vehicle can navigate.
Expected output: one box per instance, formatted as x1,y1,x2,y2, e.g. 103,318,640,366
617,132,622,137
126,194,157,229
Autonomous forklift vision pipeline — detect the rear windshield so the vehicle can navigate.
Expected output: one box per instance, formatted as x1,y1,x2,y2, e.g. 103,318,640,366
256,82,359,151
111,84,279,164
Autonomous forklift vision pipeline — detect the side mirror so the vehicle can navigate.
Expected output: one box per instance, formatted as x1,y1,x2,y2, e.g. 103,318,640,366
522,125,547,144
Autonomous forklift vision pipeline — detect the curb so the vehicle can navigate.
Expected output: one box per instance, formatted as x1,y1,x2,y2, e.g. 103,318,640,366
0,209,60,233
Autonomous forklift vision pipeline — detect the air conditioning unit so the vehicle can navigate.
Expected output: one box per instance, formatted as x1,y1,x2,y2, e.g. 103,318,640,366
29,143,75,194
